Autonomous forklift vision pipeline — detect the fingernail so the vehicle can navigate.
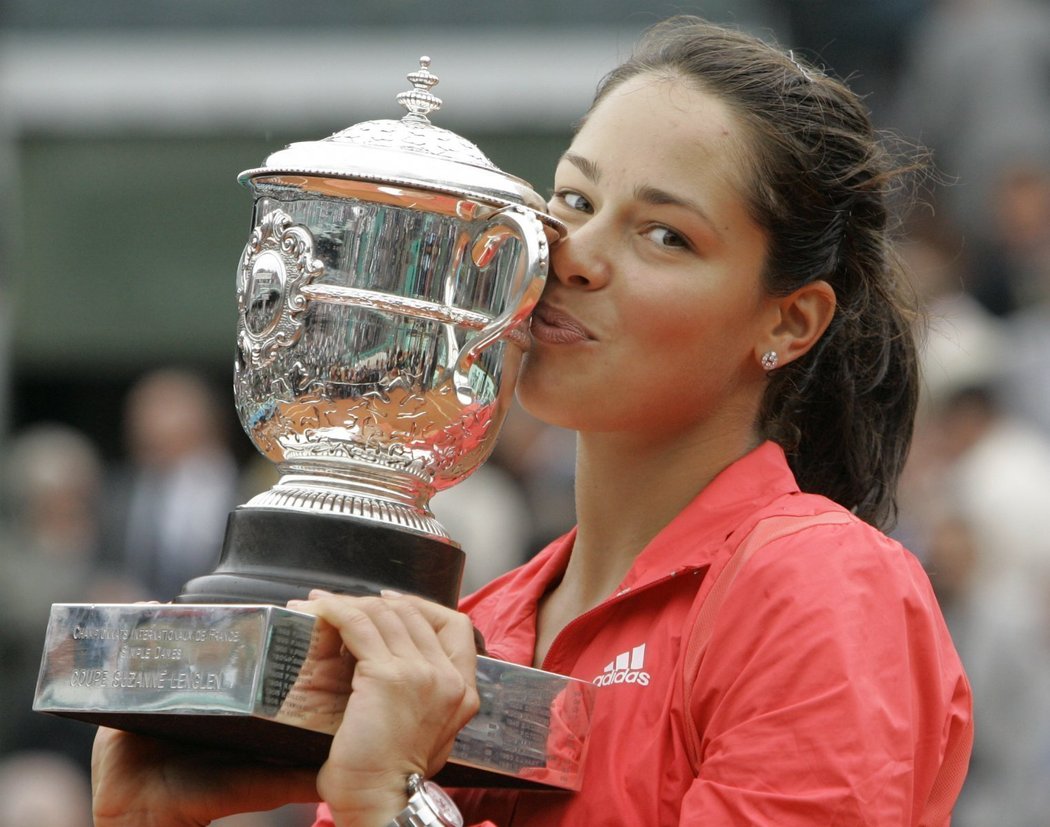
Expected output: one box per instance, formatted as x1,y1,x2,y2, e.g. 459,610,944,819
380,588,403,598
308,588,334,599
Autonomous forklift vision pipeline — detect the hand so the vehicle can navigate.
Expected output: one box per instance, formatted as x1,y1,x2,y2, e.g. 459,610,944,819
289,590,479,827
91,726,318,827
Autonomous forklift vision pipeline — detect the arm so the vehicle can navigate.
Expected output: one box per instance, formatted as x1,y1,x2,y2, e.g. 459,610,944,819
91,728,319,827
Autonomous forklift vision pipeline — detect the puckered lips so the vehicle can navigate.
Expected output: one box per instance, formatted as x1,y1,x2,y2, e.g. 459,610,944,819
529,301,594,345
505,322,532,350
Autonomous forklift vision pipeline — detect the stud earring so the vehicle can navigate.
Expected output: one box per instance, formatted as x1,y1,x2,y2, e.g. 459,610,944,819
760,350,779,371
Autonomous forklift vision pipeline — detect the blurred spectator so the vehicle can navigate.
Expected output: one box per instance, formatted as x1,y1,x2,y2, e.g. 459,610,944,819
105,368,241,601
931,385,1050,588
894,0,1050,249
1,423,105,569
0,424,139,767
975,160,1050,312
431,462,533,595
488,404,577,557
1000,300,1050,440
0,750,92,827
901,213,1050,587
430,399,579,595
988,161,1050,445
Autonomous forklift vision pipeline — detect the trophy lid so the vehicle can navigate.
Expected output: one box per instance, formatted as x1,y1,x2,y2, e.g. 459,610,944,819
239,57,558,226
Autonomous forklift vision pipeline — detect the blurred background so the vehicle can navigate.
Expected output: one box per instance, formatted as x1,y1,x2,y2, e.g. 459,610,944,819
2,0,1049,824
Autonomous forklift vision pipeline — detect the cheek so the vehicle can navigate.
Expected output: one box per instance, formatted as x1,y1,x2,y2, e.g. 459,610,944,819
625,284,763,393
625,287,729,357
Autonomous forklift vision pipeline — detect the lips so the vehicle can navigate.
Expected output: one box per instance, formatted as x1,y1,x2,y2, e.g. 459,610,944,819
505,323,532,350
530,302,594,345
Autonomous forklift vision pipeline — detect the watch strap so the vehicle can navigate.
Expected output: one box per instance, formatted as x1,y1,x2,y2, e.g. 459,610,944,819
388,773,463,827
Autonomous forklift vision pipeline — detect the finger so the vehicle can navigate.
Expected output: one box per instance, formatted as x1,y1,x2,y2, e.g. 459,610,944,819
293,592,465,666
375,593,455,663
385,594,479,681
380,596,481,746
362,595,443,660
291,594,398,663
291,592,479,723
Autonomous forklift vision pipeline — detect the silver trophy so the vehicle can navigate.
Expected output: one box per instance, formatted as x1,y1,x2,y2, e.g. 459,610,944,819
35,59,597,791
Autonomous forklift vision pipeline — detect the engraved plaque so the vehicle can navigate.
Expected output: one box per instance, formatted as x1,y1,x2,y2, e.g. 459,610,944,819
35,604,597,790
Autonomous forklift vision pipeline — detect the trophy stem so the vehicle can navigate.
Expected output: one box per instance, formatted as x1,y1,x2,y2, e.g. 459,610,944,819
178,507,464,607
244,465,449,540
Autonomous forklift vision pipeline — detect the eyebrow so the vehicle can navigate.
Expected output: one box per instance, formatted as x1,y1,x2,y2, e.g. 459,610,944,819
561,151,602,184
559,151,723,243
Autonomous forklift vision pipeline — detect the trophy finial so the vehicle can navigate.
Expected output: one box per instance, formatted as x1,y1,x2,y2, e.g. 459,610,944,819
396,56,443,123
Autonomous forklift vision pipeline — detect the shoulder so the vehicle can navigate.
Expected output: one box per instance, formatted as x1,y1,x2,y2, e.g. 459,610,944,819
693,496,964,700
708,498,955,673
739,501,933,604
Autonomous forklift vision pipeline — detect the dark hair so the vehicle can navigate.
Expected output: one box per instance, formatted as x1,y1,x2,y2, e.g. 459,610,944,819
593,17,921,528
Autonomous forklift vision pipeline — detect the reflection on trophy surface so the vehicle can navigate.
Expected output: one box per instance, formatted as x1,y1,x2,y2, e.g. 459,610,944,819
34,58,597,790
187,56,562,607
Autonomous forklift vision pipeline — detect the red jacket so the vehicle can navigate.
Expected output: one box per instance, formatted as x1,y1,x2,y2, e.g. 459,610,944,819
314,442,972,826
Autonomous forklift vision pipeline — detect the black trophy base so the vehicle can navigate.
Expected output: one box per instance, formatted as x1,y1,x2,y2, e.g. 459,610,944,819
179,507,464,608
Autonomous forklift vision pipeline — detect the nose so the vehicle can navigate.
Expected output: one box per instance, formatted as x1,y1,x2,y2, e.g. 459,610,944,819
548,220,612,290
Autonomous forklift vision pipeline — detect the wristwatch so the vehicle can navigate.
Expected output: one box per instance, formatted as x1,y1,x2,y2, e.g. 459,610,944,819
388,772,464,827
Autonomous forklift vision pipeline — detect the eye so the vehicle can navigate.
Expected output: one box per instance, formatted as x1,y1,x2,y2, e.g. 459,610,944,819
644,226,690,250
552,189,594,214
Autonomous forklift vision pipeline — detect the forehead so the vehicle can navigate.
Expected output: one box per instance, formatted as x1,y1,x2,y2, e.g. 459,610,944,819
570,73,754,195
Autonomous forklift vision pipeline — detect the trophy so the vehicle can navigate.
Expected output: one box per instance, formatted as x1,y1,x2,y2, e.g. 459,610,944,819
35,58,597,791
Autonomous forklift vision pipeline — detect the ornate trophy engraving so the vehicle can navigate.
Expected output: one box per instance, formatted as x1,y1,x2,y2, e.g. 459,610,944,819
34,59,597,791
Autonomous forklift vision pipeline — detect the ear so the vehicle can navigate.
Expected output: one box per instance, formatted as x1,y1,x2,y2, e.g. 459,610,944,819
756,280,836,369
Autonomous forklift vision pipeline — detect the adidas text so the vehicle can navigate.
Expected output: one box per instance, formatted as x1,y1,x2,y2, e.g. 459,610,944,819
594,643,650,687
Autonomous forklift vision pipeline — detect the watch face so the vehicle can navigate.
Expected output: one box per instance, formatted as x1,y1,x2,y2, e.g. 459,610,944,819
422,780,464,827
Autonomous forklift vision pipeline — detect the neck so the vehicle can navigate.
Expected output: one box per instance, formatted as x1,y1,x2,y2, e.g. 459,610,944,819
530,420,760,668
565,425,760,608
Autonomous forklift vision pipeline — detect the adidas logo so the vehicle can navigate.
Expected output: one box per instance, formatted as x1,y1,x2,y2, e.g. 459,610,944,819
593,643,650,687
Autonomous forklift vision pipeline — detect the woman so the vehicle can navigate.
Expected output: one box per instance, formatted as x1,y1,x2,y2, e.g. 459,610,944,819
92,17,972,826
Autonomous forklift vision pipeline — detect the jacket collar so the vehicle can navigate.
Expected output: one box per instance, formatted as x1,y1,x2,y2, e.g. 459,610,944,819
462,441,800,653
618,440,799,590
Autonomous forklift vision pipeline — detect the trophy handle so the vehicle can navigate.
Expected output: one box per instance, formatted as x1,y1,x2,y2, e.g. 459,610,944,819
455,206,549,383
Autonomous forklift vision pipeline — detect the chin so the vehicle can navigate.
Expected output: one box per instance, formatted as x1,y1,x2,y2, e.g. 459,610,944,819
516,371,583,431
